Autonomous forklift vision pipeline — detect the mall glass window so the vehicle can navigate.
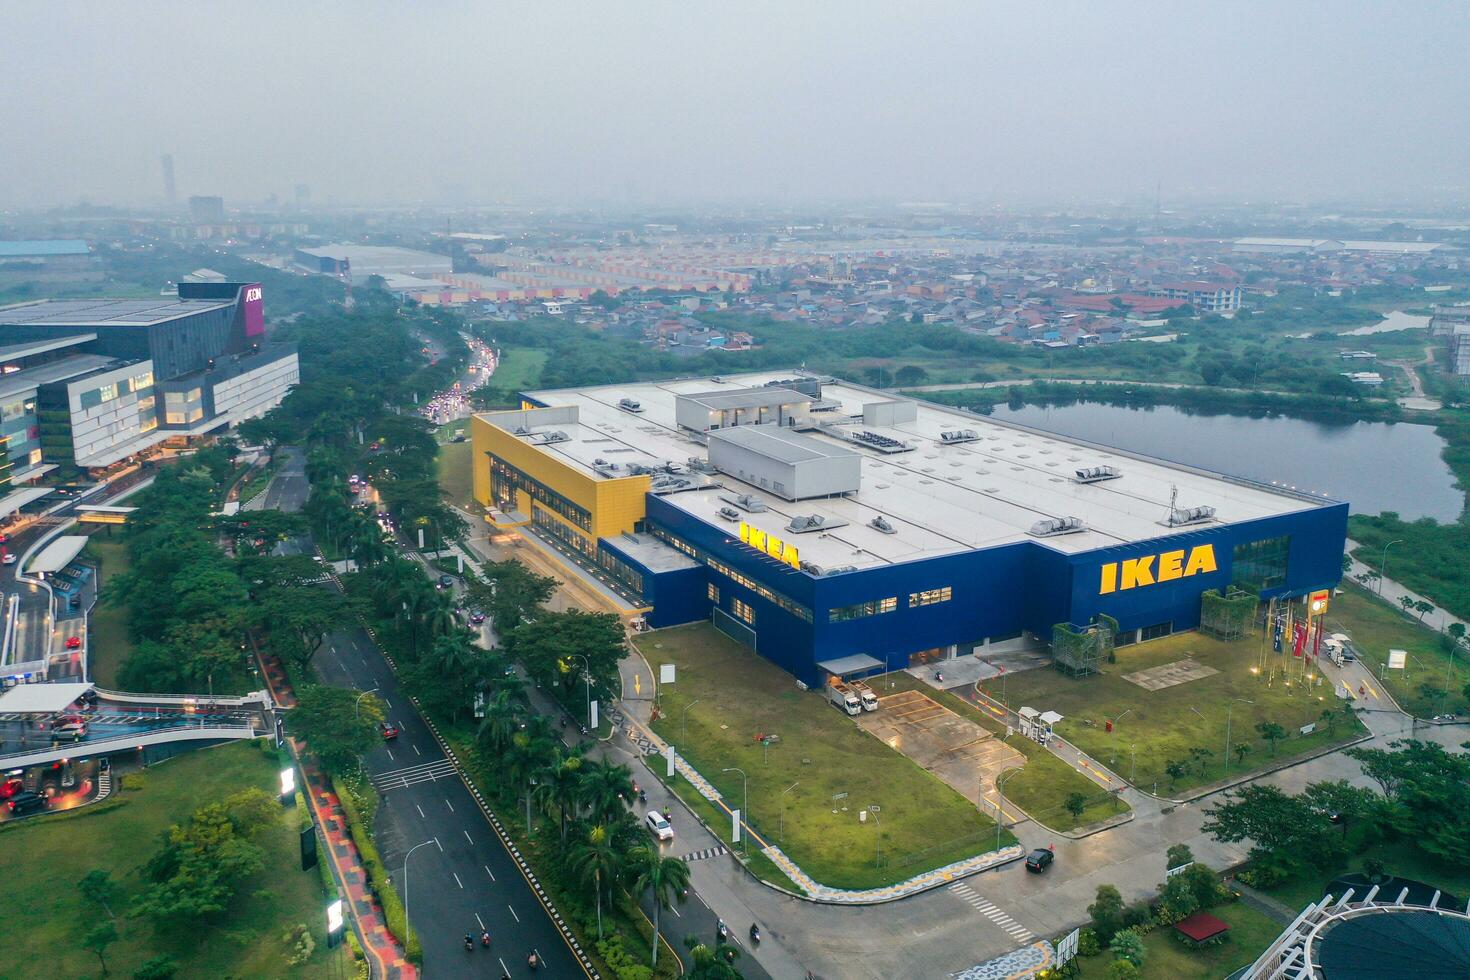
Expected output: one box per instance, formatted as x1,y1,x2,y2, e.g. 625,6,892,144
490,455,591,531
1232,536,1290,592
731,597,755,625
828,596,898,623
908,586,953,608
707,583,719,603
1140,621,1173,641
648,525,813,623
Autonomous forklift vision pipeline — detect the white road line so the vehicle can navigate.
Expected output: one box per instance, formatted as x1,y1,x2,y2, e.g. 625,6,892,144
434,837,443,852
385,749,395,761
413,743,421,756
475,912,485,931
670,906,681,917
445,798,455,813
453,872,464,889
508,905,520,923
464,830,473,844
415,804,425,819
484,864,495,881
499,958,510,976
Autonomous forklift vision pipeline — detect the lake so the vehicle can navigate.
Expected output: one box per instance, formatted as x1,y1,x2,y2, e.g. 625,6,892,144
1341,310,1432,336
986,401,1463,521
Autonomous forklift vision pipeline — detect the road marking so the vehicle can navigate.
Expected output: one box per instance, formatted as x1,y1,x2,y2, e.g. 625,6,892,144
484,864,495,882
454,872,464,889
949,882,1034,943
385,748,394,761
499,958,510,976
413,743,421,756
475,912,485,931
445,798,455,813
434,837,443,852
415,804,425,819
508,905,520,922
464,830,474,845
670,906,681,917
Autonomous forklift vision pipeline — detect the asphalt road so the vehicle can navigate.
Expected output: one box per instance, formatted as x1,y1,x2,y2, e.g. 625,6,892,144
311,615,589,978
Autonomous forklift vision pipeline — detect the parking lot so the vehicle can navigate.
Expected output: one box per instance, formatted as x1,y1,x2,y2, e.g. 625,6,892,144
853,688,1024,809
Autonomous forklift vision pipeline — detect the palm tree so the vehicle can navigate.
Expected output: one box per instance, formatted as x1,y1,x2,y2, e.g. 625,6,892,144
538,754,586,844
579,758,635,826
424,590,460,642
477,691,525,755
683,933,742,979
350,522,389,567
570,824,625,939
431,632,477,675
630,846,690,970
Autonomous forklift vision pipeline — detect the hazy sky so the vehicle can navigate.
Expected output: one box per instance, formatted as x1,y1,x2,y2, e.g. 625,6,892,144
4,1,1468,209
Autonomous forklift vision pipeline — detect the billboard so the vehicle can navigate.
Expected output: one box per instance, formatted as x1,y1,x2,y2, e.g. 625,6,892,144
241,283,265,338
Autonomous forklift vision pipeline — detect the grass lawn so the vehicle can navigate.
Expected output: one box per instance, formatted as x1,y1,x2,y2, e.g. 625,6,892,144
236,453,284,504
636,624,1010,891
1262,836,1470,913
1072,900,1282,980
999,628,1367,796
0,741,350,980
488,347,548,393
436,438,473,508
881,673,1131,832
83,534,134,690
1327,584,1470,716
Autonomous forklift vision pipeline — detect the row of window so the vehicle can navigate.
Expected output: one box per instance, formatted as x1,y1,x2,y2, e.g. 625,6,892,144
490,455,592,531
1232,536,1290,592
532,505,594,556
909,586,953,607
828,586,953,623
77,371,155,412
650,525,815,623
731,597,755,625
596,546,645,596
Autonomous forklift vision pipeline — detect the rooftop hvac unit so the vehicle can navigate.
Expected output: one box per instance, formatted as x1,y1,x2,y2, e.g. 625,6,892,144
687,457,717,474
650,477,693,495
851,430,913,453
722,493,768,513
717,506,741,521
1028,516,1088,537
868,516,897,534
617,397,644,413
940,429,979,444
787,514,827,533
1166,505,1217,527
533,430,570,445
1074,465,1121,483
799,560,826,576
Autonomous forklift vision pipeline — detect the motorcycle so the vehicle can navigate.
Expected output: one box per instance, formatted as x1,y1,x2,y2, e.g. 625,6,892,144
528,951,540,970
463,935,474,952
716,920,729,943
481,931,492,948
750,923,762,944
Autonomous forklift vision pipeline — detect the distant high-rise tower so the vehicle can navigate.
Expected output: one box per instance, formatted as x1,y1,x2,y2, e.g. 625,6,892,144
161,153,176,204
294,184,310,208
189,195,225,223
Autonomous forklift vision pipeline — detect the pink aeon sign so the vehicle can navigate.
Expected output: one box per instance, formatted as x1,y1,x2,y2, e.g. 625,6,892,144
242,283,265,337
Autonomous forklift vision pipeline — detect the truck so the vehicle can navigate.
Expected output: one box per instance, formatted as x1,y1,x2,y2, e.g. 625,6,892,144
850,680,880,712
825,682,862,716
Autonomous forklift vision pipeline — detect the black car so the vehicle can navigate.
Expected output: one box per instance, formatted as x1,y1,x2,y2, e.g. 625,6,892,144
1025,848,1054,873
437,574,455,590
6,791,47,816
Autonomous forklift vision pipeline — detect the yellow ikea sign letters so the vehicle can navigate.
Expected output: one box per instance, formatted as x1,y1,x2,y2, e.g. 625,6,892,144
739,522,801,569
1099,544,1216,595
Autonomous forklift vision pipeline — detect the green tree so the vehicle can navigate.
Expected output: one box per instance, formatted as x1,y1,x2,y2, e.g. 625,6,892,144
1202,783,1347,876
509,609,625,712
289,685,384,776
1256,721,1287,756
538,752,587,844
1165,843,1194,871
1346,739,1470,864
1064,792,1088,823
1088,884,1126,943
257,587,363,673
630,846,691,970
84,922,118,975
570,824,625,940
79,868,121,924
1106,960,1141,980
1109,929,1145,967
580,757,636,826
132,956,178,979
893,364,929,386
683,933,742,979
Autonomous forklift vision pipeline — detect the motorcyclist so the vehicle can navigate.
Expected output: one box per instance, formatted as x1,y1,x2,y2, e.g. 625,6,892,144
528,951,540,970
481,930,491,947
463,935,474,951
750,922,761,942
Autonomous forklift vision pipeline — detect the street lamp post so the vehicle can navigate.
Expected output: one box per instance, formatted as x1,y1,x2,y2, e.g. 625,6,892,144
779,781,799,842
680,698,702,745
870,805,882,868
354,689,379,720
403,839,434,951
1380,539,1403,595
525,776,537,836
1224,698,1254,773
1111,708,1132,733
996,768,1020,851
1129,743,1137,785
569,654,592,729
722,767,748,856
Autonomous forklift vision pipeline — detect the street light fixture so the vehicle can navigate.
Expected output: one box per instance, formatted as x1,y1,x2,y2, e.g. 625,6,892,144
680,698,702,744
779,781,799,842
403,839,434,952
1380,539,1403,595
354,688,379,720
1224,698,1253,773
567,654,592,729
722,767,748,856
995,768,1020,851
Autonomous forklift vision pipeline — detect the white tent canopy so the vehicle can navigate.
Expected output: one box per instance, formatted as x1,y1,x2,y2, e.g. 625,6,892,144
816,653,885,677
0,486,53,519
27,535,88,574
0,682,93,714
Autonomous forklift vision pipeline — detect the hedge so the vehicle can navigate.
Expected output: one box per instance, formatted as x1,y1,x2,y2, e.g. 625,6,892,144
332,774,422,964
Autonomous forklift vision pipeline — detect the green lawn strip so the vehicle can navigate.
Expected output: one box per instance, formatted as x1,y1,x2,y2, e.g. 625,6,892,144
1327,584,1470,716
488,347,548,392
1071,900,1283,980
881,673,1130,832
330,770,421,963
1261,836,1470,914
82,535,134,689
636,624,1005,891
435,724,679,979
998,629,1367,796
0,740,350,978
237,453,285,504
436,439,473,508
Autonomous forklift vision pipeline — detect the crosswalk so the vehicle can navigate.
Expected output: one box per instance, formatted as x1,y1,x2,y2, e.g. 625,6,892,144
949,882,1034,944
680,845,728,863
369,758,457,793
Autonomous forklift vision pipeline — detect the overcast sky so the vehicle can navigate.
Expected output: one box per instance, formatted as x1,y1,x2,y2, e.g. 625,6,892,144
4,1,1468,210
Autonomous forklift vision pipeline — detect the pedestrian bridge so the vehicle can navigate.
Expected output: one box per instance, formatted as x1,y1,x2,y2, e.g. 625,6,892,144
0,724,264,769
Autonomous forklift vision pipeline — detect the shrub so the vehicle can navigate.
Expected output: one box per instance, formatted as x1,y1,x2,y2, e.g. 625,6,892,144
1107,961,1142,980
1077,927,1102,957
1110,928,1146,967
1088,884,1126,943
283,923,315,966
121,773,147,792
132,956,178,979
333,775,421,964
1121,901,1153,930
597,935,653,980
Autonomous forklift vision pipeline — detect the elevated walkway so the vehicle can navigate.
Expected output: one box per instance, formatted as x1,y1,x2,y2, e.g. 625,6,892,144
0,724,263,769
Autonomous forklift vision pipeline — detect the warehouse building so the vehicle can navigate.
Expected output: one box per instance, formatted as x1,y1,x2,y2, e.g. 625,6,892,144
470,372,1346,686
0,282,297,480
293,244,452,281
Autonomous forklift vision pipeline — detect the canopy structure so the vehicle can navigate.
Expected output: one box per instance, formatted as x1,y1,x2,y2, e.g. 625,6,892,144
0,486,53,519
1039,710,1064,726
1318,909,1470,978
0,682,93,714
27,535,89,574
1173,912,1229,945
816,654,884,678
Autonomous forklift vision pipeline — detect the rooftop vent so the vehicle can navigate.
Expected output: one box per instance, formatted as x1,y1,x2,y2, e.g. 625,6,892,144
851,430,914,454
650,477,694,495
533,430,570,445
940,429,979,444
720,492,768,513
1166,505,1217,527
617,397,644,413
687,457,717,474
717,506,741,521
1074,465,1122,483
1028,516,1088,537
868,516,897,534
787,515,826,533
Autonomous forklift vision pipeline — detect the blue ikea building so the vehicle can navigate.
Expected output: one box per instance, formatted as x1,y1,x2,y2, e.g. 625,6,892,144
490,373,1347,688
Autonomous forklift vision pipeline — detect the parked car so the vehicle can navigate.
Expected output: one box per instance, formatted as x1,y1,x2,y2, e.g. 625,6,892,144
6,791,47,816
64,636,82,650
645,810,674,842
437,574,455,590
1,554,15,565
1025,848,1054,873
379,721,400,741
0,778,23,800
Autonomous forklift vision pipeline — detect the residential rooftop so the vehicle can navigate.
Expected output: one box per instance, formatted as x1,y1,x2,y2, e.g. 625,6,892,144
486,372,1334,570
